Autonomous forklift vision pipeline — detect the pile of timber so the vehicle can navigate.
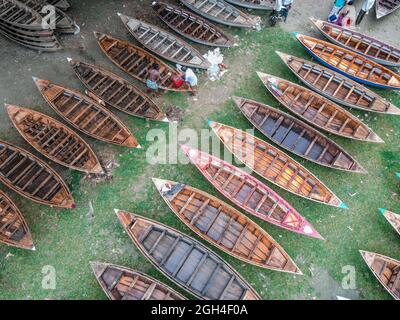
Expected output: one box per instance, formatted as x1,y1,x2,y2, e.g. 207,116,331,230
0,0,77,51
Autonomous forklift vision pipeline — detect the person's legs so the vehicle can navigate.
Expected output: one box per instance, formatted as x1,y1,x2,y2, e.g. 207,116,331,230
355,9,366,25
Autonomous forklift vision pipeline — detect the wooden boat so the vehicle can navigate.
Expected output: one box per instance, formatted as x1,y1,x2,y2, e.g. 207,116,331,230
379,208,400,236
33,77,140,148
224,0,275,10
310,18,400,67
46,0,70,11
235,97,366,173
153,177,303,274
181,145,323,239
18,0,77,34
94,32,190,92
6,105,103,174
90,262,186,300
152,1,235,48
68,59,168,122
0,0,61,51
179,0,260,28
115,210,261,300
258,74,383,143
209,121,346,208
0,139,75,208
0,190,34,250
360,250,400,300
276,51,400,115
376,0,400,19
296,34,400,90
119,14,210,70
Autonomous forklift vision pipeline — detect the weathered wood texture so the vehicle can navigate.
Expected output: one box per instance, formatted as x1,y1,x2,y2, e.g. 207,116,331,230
311,18,400,67
91,262,186,300
258,74,383,142
95,32,190,92
116,210,261,300
181,145,323,239
179,0,260,28
152,1,235,47
224,0,275,10
69,59,167,122
154,178,302,273
376,0,400,18
119,14,210,69
6,104,103,174
235,96,366,173
0,139,75,208
33,77,140,148
296,33,400,90
209,121,346,208
277,51,400,115
380,209,400,236
360,251,400,300
0,190,34,250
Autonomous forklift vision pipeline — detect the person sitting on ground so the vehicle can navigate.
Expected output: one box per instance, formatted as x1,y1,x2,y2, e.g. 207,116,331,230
328,0,348,23
146,63,171,97
356,0,375,26
335,1,355,27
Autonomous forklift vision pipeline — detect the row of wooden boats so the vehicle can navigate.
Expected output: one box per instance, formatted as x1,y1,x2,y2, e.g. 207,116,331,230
0,0,77,52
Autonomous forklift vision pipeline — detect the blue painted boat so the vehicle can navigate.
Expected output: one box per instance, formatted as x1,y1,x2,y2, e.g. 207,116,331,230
295,33,400,90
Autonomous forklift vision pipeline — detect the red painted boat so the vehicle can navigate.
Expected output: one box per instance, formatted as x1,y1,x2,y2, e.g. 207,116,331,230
181,144,323,240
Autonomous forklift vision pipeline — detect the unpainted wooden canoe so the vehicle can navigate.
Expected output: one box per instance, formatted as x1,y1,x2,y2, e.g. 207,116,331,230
310,18,400,67
119,14,210,70
181,144,323,239
360,250,400,300
276,51,400,115
379,208,400,236
94,32,190,92
90,262,186,300
46,0,70,11
33,77,140,148
0,139,75,208
179,0,260,28
376,0,400,19
115,209,261,300
152,1,235,48
209,121,346,208
258,73,383,143
153,177,303,274
235,97,366,173
0,190,34,250
224,0,275,10
68,59,168,122
296,33,400,90
6,104,103,174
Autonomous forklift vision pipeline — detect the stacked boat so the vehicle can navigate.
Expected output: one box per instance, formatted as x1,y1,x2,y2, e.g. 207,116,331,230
0,0,78,51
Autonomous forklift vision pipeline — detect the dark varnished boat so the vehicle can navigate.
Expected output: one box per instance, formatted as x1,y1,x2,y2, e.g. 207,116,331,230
296,33,400,90
0,190,34,250
6,104,103,174
153,177,303,273
94,32,190,92
376,0,400,19
360,250,400,300
115,210,261,300
379,208,400,236
33,77,140,148
0,139,75,208
209,121,346,208
90,262,186,300
181,144,323,239
276,51,400,115
152,1,235,48
235,97,366,173
310,17,400,67
224,0,275,10
258,73,383,143
68,59,168,122
119,14,210,70
179,0,260,28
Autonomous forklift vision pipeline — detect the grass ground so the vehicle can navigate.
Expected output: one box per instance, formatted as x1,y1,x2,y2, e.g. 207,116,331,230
0,12,400,300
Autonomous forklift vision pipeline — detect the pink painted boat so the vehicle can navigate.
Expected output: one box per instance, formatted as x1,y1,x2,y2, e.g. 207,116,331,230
181,144,324,240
